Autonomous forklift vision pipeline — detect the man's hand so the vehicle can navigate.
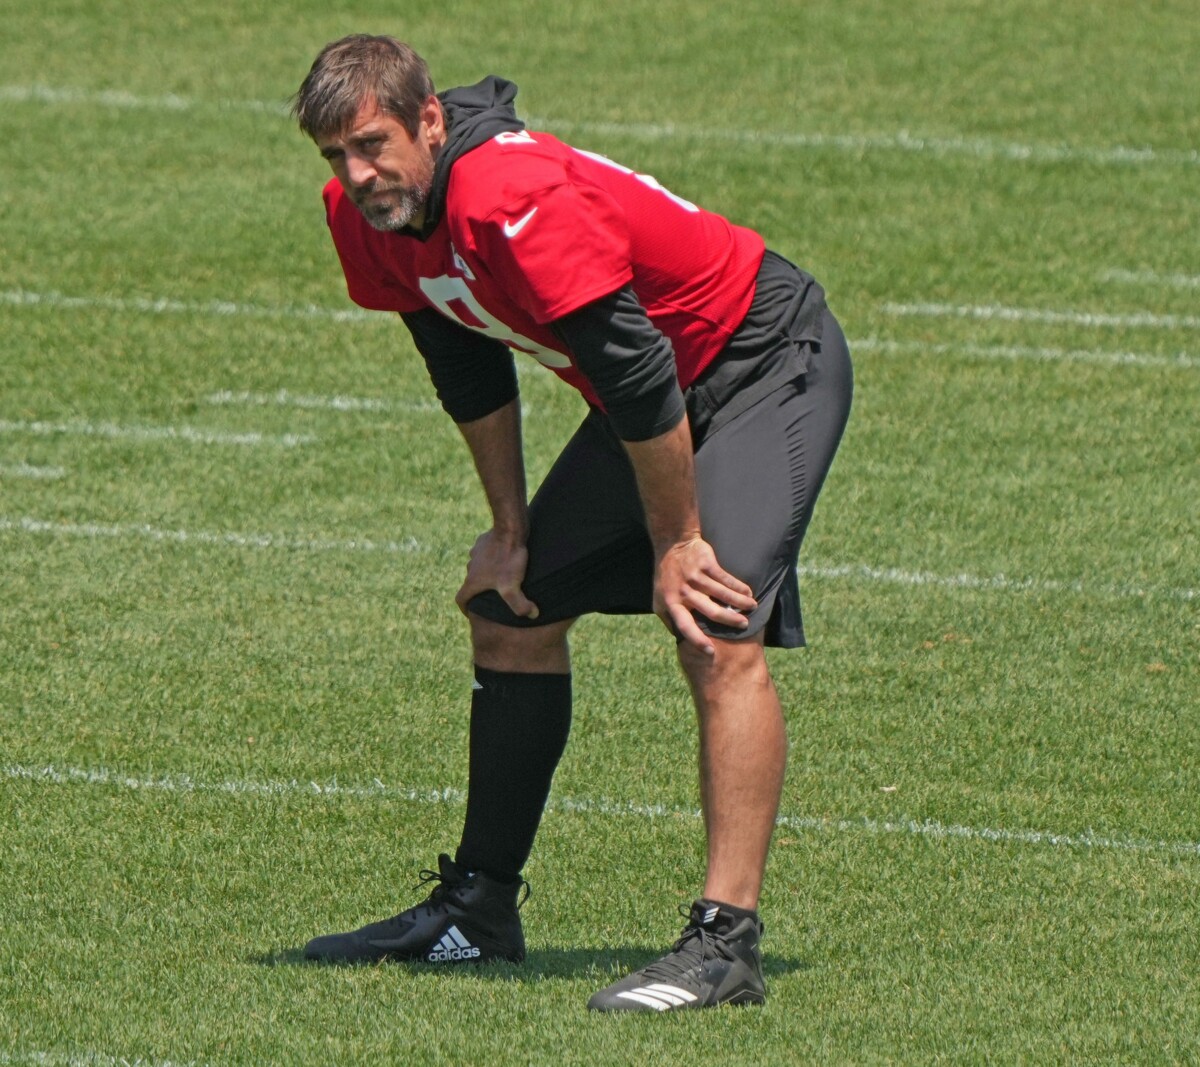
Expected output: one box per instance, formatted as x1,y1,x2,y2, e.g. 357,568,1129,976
655,537,757,655
455,528,540,620
620,417,755,655
451,399,538,620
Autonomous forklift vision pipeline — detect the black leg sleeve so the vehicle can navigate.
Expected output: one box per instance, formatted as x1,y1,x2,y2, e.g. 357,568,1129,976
455,667,572,882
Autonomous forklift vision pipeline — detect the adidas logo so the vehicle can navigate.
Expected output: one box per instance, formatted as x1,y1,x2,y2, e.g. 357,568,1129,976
703,905,720,926
426,924,482,963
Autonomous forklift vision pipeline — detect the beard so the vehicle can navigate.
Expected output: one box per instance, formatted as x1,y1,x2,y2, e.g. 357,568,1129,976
352,179,431,232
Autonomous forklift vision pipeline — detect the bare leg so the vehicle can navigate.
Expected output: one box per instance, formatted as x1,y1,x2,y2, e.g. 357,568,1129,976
678,634,785,910
470,613,574,674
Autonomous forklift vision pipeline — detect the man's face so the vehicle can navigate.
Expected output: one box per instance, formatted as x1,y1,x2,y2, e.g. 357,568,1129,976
316,97,438,232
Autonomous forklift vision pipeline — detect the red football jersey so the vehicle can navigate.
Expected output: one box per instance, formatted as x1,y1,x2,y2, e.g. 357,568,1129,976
324,130,765,409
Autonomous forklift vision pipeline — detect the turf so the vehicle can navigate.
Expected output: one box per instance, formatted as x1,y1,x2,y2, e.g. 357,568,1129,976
1,0,1198,1063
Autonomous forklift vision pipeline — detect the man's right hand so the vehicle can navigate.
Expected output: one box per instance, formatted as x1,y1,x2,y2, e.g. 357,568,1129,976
454,528,540,620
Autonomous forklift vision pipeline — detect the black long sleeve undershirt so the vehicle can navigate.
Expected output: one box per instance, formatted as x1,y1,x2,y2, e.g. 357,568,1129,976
400,308,519,424
401,286,683,440
550,285,685,442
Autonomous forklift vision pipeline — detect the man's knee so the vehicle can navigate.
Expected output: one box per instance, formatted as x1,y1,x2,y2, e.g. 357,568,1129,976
469,612,574,673
678,634,771,695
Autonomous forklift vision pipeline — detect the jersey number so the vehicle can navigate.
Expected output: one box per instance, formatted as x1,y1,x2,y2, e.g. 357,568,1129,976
418,275,571,369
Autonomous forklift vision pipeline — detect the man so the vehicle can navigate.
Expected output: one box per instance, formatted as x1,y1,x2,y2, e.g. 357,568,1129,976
294,34,852,1012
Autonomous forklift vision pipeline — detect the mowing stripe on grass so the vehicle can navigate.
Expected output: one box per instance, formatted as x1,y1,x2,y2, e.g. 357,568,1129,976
3,83,1199,169
1104,268,1200,290
884,302,1200,331
0,517,424,553
854,337,1200,370
0,419,314,448
5,762,1199,858
3,514,1194,601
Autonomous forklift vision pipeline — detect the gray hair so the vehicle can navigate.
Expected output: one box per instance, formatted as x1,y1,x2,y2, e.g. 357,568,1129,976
292,35,436,140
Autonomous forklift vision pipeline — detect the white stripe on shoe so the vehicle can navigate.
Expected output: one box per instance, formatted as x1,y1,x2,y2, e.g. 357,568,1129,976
616,984,699,1010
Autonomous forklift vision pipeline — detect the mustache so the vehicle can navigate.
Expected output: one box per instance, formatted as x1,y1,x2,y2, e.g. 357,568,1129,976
352,178,406,200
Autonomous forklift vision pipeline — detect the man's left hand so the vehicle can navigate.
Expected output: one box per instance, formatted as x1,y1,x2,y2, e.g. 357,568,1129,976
655,537,757,655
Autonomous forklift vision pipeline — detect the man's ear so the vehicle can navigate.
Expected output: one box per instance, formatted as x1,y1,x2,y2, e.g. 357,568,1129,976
419,95,445,148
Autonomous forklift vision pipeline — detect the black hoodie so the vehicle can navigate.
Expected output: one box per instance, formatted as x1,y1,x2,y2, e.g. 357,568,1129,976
416,76,526,239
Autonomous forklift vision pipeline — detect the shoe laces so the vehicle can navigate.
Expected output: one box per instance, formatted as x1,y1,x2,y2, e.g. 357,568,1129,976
412,863,531,912
638,905,735,982
413,865,457,910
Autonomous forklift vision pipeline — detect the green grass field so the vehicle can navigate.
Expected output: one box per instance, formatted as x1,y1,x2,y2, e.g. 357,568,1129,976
2,0,1198,1063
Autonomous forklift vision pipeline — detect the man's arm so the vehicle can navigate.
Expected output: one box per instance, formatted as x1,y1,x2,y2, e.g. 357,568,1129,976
552,288,756,653
623,419,755,655
401,307,518,422
400,311,537,618
452,397,538,619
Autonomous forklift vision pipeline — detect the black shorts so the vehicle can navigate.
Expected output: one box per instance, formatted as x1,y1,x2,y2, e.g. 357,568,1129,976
469,261,853,648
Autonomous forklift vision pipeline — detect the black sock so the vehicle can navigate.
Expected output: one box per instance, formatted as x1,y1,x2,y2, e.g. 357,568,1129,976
698,898,760,932
455,666,572,882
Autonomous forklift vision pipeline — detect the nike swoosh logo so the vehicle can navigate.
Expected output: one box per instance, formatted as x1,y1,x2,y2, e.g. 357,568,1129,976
503,207,538,238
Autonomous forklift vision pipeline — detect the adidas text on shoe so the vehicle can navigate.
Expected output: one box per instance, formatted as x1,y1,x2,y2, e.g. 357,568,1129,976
303,853,527,965
587,900,766,1012
426,925,482,963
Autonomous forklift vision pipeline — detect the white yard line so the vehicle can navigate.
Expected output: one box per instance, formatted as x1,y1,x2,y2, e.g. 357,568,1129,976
0,463,66,480
0,419,314,448
11,285,1200,361
4,762,1198,859
0,287,378,324
204,389,535,418
853,337,1200,370
798,562,1197,603
538,118,1200,169
203,389,438,413
883,302,1200,331
0,1054,201,1067
0,83,286,115
3,514,1192,600
9,286,1200,375
1,517,423,553
1103,268,1200,290
0,1052,204,1067
2,83,1198,169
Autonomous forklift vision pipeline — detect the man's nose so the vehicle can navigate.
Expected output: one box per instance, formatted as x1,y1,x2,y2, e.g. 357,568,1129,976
345,152,377,189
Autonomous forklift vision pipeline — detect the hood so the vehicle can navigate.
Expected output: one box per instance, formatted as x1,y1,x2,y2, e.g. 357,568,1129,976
416,75,525,238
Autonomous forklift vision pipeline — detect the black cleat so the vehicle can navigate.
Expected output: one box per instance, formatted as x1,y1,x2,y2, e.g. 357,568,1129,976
587,900,766,1012
303,854,528,965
